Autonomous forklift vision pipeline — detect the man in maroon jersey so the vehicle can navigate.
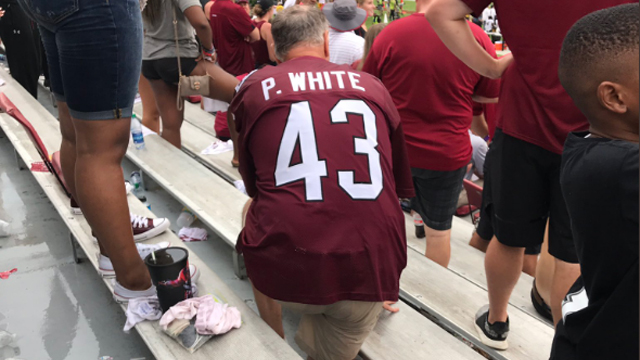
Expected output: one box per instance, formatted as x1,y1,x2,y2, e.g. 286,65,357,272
206,0,260,166
427,0,635,350
362,0,499,268
229,6,414,359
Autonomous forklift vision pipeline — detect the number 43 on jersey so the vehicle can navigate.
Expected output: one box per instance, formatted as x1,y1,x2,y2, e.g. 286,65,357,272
274,100,383,202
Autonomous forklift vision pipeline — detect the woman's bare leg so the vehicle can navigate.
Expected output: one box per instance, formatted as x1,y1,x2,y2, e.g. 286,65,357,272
72,116,150,290
139,74,161,133
148,78,183,148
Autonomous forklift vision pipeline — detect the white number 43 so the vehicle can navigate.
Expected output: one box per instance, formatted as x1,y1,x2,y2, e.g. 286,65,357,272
274,100,383,201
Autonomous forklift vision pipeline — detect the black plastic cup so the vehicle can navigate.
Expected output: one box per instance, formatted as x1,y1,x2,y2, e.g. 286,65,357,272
144,247,194,313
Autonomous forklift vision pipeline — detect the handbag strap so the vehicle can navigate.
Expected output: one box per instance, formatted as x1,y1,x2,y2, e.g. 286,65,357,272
172,3,183,79
172,2,184,110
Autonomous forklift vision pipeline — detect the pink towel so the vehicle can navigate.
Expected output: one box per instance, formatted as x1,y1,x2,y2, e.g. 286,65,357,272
159,295,242,335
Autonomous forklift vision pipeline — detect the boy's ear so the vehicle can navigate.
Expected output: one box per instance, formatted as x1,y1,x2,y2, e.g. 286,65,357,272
597,81,628,114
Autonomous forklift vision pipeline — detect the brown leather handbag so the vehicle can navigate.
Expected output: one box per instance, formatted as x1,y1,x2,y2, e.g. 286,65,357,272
172,5,211,110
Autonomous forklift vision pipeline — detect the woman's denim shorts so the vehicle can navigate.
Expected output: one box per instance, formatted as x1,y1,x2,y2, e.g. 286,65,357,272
17,0,142,120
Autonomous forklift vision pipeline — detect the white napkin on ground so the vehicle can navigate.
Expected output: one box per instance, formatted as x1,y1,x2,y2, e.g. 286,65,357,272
179,227,208,242
124,296,163,333
201,139,233,155
234,180,247,196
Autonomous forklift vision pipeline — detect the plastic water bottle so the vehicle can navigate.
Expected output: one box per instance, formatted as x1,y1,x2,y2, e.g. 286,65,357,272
131,114,145,150
139,196,151,210
176,208,196,228
130,171,144,199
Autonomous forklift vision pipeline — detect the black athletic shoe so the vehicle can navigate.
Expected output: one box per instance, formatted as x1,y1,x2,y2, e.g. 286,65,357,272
530,279,553,323
474,305,509,350
415,225,425,239
399,199,412,213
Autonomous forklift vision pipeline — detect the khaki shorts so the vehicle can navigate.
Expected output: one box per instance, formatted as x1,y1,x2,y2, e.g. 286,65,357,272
279,300,384,360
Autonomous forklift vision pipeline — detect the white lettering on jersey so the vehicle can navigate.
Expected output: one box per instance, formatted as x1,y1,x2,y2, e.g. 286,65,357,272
347,72,365,92
289,72,306,92
307,72,325,90
330,71,346,89
261,77,276,101
562,286,589,322
323,71,333,90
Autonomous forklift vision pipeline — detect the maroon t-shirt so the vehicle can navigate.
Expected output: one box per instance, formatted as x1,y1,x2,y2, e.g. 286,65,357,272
462,0,634,154
209,0,255,75
229,56,415,305
251,20,271,67
363,15,499,171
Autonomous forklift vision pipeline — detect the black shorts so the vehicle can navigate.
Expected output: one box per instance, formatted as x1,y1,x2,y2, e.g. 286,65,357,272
483,128,577,263
142,57,198,85
410,166,467,231
476,161,541,256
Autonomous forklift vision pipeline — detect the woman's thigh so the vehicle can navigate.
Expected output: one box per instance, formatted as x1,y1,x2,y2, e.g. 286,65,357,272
22,0,143,121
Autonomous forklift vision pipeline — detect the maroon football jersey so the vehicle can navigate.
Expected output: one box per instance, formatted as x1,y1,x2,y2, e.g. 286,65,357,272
229,56,414,305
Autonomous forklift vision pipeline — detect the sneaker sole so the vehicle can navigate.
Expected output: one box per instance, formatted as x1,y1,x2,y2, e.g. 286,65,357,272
100,267,116,278
133,219,171,242
473,322,509,350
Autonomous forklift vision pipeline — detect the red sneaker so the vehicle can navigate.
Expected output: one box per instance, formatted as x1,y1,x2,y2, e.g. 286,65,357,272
93,213,171,243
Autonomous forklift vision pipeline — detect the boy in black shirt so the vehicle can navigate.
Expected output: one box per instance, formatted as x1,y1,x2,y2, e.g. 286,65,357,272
551,4,639,359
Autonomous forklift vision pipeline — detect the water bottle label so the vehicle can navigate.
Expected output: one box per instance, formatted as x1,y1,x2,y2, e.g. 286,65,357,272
133,133,144,143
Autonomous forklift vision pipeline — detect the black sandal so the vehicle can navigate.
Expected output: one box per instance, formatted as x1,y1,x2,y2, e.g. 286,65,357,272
530,279,553,322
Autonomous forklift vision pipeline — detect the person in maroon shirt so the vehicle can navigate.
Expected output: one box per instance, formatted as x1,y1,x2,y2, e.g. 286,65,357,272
206,0,259,76
205,0,259,166
251,0,277,68
427,0,635,350
230,6,414,359
363,2,498,268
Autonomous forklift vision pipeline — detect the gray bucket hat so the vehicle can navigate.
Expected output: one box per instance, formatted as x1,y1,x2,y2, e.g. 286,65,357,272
322,0,367,32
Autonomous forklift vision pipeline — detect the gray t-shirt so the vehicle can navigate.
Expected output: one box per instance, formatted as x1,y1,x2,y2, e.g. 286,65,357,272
143,0,202,60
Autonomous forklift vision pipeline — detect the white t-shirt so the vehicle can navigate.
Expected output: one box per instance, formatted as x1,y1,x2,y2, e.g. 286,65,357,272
283,0,296,8
328,28,365,65
481,7,496,32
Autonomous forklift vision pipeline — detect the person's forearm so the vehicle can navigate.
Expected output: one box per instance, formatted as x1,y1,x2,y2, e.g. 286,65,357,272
427,0,505,79
195,26,214,50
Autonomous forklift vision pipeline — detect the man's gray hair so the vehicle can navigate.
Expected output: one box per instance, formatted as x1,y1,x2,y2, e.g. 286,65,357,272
272,6,329,62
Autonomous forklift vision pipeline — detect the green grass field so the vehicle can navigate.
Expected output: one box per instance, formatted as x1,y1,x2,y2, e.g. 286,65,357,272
365,0,416,28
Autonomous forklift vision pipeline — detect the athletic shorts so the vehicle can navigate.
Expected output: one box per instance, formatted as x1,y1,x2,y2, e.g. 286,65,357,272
476,203,541,255
483,128,577,263
411,166,467,231
22,0,142,120
142,57,198,85
279,300,383,360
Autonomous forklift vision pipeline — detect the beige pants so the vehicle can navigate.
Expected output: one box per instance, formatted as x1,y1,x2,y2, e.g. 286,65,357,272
279,300,384,360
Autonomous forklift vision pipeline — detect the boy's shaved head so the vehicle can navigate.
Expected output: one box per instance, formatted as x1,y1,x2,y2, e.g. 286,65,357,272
559,4,639,103
559,3,639,137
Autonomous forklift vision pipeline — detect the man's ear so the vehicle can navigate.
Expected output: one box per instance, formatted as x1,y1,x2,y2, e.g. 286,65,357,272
597,81,628,114
324,30,330,60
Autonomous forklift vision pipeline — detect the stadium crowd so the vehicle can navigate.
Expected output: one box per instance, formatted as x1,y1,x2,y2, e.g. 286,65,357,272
4,0,639,359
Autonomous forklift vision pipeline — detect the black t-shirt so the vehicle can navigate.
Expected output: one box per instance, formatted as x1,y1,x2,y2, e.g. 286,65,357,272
551,132,639,360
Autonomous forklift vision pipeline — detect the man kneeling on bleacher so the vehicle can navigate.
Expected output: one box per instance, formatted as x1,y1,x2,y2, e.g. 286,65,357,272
225,6,415,360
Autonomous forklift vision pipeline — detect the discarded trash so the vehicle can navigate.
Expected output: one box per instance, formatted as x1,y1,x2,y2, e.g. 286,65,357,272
179,227,208,242
201,139,233,155
0,269,17,280
234,180,247,196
